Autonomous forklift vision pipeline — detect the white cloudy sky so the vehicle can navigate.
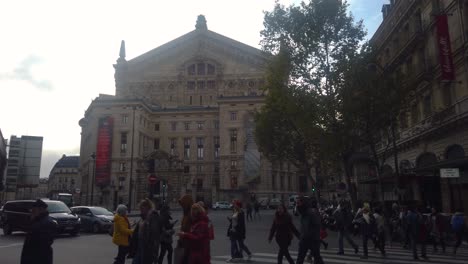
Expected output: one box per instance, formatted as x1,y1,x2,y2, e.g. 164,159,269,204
0,0,388,178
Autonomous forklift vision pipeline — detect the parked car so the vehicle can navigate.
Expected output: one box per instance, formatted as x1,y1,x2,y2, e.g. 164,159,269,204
258,197,270,209
70,206,114,233
212,201,232,210
0,199,81,236
269,198,282,209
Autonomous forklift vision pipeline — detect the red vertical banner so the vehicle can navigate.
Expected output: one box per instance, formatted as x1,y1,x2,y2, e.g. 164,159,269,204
436,15,455,81
95,117,113,186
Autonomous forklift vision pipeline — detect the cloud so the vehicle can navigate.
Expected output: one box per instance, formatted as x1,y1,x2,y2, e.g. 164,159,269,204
0,55,53,91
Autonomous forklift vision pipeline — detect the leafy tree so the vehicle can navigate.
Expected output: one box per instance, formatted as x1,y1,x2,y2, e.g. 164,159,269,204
257,0,366,205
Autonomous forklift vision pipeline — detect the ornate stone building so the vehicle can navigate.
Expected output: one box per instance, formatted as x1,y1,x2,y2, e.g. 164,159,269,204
79,16,299,209
48,155,81,203
353,0,468,212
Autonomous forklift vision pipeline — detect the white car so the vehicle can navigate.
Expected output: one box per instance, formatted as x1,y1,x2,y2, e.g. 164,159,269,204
212,201,232,210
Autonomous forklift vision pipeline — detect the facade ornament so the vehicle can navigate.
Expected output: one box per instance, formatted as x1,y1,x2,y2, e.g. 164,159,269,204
195,15,207,30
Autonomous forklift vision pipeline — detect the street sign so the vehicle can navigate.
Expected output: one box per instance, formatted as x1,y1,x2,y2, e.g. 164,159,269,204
148,174,158,184
75,188,81,194
440,168,460,178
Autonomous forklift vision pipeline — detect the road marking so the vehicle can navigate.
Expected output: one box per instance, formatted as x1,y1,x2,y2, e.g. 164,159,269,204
0,243,23,249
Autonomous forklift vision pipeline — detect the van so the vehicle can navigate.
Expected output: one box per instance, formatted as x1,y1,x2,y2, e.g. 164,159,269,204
0,199,81,236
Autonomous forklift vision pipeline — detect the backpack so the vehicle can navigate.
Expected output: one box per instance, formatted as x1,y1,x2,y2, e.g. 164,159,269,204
452,215,465,232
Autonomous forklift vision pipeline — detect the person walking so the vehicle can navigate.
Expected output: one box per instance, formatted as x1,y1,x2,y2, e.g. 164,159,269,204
254,201,261,220
159,205,176,264
21,199,57,264
268,204,300,264
246,203,253,222
452,209,467,255
176,195,194,264
295,197,323,264
129,199,162,264
373,207,387,256
112,204,134,264
354,206,380,259
407,206,428,260
178,203,211,264
430,207,446,253
333,201,359,255
227,200,252,262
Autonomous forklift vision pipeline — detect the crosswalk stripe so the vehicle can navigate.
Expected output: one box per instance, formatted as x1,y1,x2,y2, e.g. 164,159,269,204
213,249,468,264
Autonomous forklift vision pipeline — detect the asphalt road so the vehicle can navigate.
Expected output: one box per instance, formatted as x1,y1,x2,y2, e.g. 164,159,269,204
1,209,468,264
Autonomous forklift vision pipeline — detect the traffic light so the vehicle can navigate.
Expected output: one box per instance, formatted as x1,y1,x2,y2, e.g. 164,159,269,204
311,185,316,192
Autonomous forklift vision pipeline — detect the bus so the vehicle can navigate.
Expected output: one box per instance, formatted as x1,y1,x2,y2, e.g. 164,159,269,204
50,193,74,207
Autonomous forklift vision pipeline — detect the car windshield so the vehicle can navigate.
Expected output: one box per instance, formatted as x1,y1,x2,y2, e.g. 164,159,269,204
90,207,113,216
47,202,71,213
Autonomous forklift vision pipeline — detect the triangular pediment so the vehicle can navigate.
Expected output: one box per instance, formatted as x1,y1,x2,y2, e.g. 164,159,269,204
125,29,271,76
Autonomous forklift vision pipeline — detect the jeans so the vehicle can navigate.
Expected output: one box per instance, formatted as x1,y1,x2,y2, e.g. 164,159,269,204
338,229,358,253
297,239,323,264
410,235,426,258
431,233,445,252
230,238,240,258
454,230,467,253
277,243,294,264
132,245,144,264
158,242,173,264
376,231,386,254
362,234,369,256
114,245,129,264
237,239,252,257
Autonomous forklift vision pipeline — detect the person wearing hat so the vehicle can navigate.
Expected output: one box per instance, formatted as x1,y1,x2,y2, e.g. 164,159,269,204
21,199,57,264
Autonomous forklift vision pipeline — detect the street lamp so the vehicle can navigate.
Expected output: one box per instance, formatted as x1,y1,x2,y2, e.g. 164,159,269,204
90,152,96,205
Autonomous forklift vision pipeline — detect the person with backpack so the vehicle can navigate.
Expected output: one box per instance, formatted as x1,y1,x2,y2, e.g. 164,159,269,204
452,209,467,255
333,200,359,255
430,207,446,253
268,204,300,264
158,205,176,264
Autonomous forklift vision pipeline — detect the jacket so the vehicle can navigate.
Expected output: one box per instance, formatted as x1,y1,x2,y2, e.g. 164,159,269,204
354,212,376,236
112,214,133,246
129,210,161,264
178,195,194,250
299,208,321,241
333,207,353,231
21,212,57,264
268,212,299,245
228,210,247,240
180,213,211,264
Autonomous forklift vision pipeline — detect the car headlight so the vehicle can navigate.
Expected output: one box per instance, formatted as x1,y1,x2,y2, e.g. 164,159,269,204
100,217,111,223
77,218,81,223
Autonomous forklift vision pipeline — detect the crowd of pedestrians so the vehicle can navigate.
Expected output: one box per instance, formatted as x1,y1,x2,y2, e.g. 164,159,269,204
17,196,468,264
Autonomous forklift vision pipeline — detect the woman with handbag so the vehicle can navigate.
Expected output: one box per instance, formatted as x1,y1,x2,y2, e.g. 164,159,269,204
112,204,133,264
268,204,300,264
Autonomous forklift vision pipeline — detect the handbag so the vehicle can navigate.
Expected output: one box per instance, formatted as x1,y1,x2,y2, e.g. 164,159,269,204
173,246,186,264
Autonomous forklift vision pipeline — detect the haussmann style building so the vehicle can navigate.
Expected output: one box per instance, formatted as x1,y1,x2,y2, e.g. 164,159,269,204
78,16,302,209
351,0,468,213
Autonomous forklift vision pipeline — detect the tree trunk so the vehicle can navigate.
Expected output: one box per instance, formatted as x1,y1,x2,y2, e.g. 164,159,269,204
390,121,401,202
343,156,357,211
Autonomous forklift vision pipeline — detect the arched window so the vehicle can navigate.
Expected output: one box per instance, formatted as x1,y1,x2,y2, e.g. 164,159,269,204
186,62,217,96
445,145,465,160
416,152,437,168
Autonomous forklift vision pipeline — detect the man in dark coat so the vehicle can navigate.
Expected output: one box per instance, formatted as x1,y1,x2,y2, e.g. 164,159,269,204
21,199,57,264
296,197,323,264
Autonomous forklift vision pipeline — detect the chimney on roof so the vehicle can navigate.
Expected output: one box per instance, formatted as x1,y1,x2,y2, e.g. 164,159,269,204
196,15,208,30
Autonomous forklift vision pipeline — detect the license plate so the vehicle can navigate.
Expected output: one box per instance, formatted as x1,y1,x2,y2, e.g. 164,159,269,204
65,226,74,230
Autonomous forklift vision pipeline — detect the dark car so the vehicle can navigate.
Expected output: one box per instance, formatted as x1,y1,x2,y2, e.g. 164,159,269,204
0,199,81,236
70,206,114,233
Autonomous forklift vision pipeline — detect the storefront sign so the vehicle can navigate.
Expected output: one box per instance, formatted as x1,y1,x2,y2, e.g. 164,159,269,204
436,15,455,81
440,168,459,178
95,116,113,186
